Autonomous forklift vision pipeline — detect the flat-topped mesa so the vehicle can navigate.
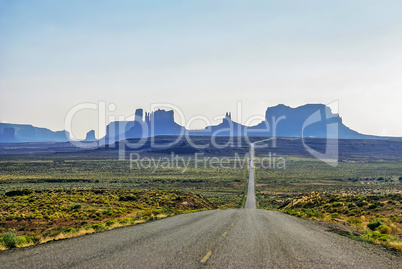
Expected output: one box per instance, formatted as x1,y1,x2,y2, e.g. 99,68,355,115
122,108,184,139
258,104,356,138
0,123,70,143
151,109,175,123
148,109,183,135
0,127,16,142
133,108,183,123
265,104,339,121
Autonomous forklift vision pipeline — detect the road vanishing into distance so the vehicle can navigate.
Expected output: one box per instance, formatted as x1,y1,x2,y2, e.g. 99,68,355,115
244,143,256,209
0,146,400,268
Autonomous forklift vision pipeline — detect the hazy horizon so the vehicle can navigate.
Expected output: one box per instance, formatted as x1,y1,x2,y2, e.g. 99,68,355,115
1,1,402,139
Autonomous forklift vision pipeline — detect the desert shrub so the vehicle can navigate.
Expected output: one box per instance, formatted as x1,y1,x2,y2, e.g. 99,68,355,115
72,204,82,210
347,216,362,226
2,232,17,248
84,224,93,230
302,208,315,218
348,209,358,216
356,200,365,207
390,215,401,223
63,227,78,234
158,206,173,215
91,223,105,231
389,224,399,235
106,220,117,226
16,235,27,245
331,213,340,218
285,209,297,216
119,195,137,201
20,235,34,244
362,231,393,242
367,220,383,231
377,224,392,235
5,189,34,197
119,218,129,224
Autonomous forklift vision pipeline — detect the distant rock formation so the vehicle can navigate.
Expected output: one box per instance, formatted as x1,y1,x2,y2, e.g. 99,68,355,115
0,123,70,143
134,109,143,121
104,109,185,143
249,104,364,138
0,127,16,142
102,104,379,143
1,103,391,144
84,130,97,142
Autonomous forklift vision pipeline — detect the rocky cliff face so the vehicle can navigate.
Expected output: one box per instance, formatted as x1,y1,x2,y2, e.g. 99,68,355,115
104,109,185,142
0,127,16,142
252,104,366,138
84,130,97,141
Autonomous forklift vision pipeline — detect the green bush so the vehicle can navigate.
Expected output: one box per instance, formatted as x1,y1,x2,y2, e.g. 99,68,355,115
331,213,340,218
119,219,129,224
367,220,383,231
5,189,33,197
2,232,18,248
362,231,393,242
63,227,78,234
91,223,105,231
347,216,362,226
119,195,137,201
16,235,27,245
21,235,35,244
106,220,117,226
377,224,392,235
72,204,82,210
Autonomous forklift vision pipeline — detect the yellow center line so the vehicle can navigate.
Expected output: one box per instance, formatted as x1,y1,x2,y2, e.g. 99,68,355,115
221,231,228,237
200,250,212,263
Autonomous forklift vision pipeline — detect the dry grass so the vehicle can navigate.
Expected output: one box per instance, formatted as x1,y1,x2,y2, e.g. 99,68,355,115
1,213,172,251
388,241,402,250
38,217,158,246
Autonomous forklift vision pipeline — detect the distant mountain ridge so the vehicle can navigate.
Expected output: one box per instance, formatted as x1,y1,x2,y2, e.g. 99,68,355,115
0,104,399,143
0,123,69,143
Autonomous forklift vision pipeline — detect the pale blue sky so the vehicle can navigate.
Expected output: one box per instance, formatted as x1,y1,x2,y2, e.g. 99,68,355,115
1,1,402,139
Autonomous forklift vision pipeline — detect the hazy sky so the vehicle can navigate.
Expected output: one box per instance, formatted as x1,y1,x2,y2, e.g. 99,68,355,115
1,0,402,139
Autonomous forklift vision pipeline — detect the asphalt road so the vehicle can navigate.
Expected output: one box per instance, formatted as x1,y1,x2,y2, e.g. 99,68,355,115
244,143,256,209
0,145,400,268
0,209,399,268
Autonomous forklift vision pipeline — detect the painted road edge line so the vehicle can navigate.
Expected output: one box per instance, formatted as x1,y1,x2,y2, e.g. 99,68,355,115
200,250,212,263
